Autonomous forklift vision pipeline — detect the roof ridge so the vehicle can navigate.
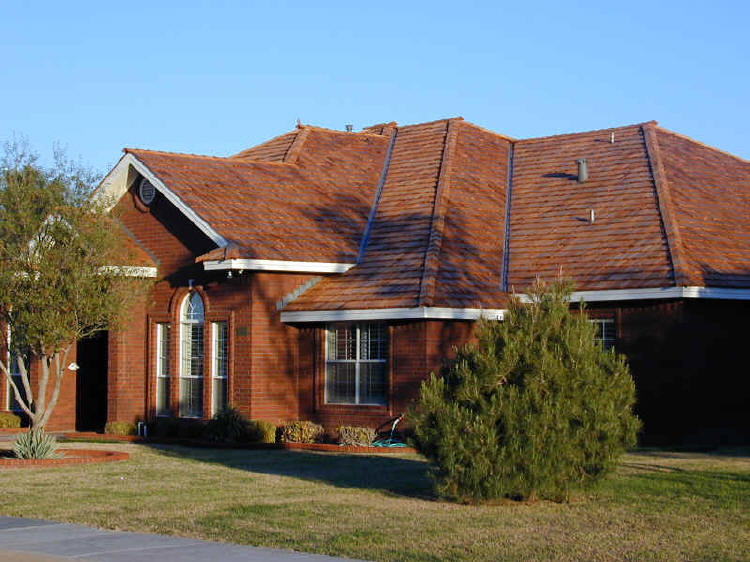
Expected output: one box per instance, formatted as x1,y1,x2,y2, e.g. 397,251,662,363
283,127,311,164
654,126,750,165
229,129,298,159
399,116,464,130
124,147,234,161
298,124,389,138
458,120,516,142
516,121,658,144
642,122,688,287
418,118,460,307
126,148,298,167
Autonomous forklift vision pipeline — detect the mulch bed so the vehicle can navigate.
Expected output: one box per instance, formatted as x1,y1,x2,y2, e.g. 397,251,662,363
0,449,129,469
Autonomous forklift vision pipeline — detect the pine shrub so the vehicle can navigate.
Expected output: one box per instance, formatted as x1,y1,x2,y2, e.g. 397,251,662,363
203,407,248,442
0,412,21,429
278,421,325,443
13,429,62,459
337,426,377,447
410,280,641,503
149,417,179,438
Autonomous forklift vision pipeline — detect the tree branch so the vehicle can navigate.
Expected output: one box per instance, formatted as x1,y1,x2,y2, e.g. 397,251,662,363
0,360,34,418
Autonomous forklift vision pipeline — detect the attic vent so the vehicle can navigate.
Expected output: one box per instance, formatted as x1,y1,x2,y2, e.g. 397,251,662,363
138,178,156,205
576,159,588,183
345,124,353,132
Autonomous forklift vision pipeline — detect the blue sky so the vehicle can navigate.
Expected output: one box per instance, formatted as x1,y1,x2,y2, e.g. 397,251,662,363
1,1,748,174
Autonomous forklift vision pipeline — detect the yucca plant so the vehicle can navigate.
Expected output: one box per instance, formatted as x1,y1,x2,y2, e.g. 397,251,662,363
13,429,62,459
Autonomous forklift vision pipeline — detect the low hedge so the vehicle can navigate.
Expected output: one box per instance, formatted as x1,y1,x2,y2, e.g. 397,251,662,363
337,426,377,447
278,421,325,443
247,419,277,444
0,412,22,429
104,421,137,436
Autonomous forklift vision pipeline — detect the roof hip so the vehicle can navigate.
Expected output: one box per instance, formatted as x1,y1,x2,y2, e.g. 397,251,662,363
642,122,688,287
418,118,460,306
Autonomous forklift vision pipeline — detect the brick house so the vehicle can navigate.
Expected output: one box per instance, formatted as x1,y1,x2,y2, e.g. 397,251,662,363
4,118,749,444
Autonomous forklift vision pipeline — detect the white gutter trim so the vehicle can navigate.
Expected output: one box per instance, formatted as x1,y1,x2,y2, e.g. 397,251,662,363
99,266,158,278
518,286,750,303
204,258,355,274
98,153,228,248
280,307,505,323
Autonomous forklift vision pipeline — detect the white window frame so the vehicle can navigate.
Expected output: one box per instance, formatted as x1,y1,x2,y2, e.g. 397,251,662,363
324,323,388,406
155,323,170,417
179,292,204,418
211,321,228,416
590,317,616,350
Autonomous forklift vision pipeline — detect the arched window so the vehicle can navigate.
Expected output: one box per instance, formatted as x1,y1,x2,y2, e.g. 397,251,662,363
179,292,204,417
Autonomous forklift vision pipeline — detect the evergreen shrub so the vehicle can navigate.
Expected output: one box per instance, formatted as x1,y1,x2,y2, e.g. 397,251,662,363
203,407,248,442
410,280,641,503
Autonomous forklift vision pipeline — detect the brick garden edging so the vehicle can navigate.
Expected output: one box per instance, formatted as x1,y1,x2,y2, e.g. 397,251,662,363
280,442,417,454
0,449,129,469
60,432,417,454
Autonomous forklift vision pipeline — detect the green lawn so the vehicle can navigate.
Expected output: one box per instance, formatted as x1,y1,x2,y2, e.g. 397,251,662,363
1,443,748,561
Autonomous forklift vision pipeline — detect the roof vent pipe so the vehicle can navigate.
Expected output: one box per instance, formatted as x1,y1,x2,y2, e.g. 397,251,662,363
589,209,595,223
610,132,615,143
577,158,588,183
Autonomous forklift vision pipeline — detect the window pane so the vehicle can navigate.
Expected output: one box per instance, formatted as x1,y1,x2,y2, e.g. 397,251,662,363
156,376,170,416
212,322,228,415
359,362,387,405
360,323,387,360
327,325,355,360
180,377,203,418
180,292,204,417
325,362,356,404
591,318,616,351
156,323,170,416
213,322,228,379
212,378,227,415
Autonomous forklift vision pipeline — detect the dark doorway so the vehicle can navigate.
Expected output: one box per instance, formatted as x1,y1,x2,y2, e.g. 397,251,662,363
75,331,108,432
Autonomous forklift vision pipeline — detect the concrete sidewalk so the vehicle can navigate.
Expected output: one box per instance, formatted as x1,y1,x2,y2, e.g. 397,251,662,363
0,516,357,561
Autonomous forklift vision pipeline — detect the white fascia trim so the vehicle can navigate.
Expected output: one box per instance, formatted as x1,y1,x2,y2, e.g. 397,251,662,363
99,266,158,278
518,286,750,303
280,307,505,323
98,153,228,248
204,258,355,274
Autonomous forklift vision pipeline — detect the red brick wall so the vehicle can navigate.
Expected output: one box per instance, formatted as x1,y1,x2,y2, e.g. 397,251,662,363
0,342,77,432
107,180,318,424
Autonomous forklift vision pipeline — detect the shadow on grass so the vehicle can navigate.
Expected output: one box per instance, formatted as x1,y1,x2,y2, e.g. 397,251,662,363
146,444,437,500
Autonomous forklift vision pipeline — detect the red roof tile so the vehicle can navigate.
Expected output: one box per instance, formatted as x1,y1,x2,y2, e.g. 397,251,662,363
654,127,750,287
115,117,750,312
126,126,389,264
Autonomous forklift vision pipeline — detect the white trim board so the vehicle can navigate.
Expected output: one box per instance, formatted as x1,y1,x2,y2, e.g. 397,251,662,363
99,266,158,278
518,286,750,303
280,307,505,323
97,153,228,247
204,258,354,274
